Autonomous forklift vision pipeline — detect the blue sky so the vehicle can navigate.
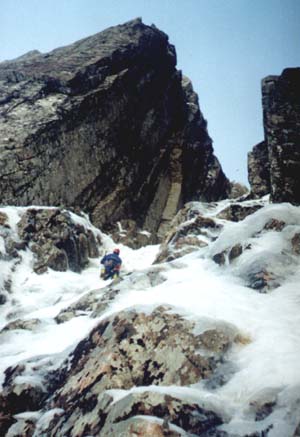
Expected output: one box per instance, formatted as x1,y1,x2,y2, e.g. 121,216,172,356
1,0,299,184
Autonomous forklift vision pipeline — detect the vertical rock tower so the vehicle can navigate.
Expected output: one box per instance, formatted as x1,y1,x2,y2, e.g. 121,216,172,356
248,68,300,203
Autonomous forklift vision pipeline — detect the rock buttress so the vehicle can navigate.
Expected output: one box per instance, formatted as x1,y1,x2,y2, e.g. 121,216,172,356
248,68,300,203
0,18,229,237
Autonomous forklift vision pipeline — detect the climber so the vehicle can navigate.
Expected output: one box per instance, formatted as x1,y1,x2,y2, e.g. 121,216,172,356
100,248,122,280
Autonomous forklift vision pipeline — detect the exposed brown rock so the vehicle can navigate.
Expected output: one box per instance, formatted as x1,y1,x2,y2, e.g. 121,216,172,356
0,212,9,227
291,232,300,255
0,410,16,437
56,309,217,395
228,244,243,262
213,243,245,266
247,269,277,293
264,218,286,231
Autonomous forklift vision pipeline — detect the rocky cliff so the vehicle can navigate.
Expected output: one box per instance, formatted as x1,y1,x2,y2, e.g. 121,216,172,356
0,18,229,240
248,68,300,203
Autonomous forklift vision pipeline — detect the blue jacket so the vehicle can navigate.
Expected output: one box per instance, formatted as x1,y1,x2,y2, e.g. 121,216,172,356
101,253,122,270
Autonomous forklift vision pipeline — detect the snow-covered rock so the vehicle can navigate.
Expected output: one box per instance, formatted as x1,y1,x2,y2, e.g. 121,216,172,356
1,198,300,436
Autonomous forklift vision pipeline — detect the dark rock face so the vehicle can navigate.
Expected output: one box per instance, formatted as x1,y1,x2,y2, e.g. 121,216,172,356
0,19,229,238
248,68,300,203
180,77,230,202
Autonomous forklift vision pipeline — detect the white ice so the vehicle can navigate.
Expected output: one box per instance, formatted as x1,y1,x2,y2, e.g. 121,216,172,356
1,201,300,436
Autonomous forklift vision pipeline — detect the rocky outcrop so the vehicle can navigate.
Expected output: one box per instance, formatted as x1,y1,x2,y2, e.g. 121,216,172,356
0,18,229,240
154,202,221,263
0,305,240,436
17,208,99,273
291,232,300,255
0,363,47,435
56,307,231,391
248,141,270,198
1,318,41,333
80,391,224,436
248,68,300,203
0,206,100,310
228,181,249,199
216,203,263,222
110,219,155,248
34,307,237,436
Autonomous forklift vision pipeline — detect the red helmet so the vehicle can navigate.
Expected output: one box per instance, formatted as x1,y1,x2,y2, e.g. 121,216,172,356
113,248,120,255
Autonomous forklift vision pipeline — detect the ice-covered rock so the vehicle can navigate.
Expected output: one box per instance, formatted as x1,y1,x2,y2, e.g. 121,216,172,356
17,208,99,273
1,197,300,436
37,306,237,436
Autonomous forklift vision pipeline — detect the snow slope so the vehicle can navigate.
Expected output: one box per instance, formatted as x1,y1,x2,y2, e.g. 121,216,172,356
1,200,300,436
